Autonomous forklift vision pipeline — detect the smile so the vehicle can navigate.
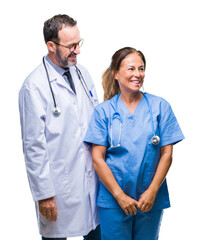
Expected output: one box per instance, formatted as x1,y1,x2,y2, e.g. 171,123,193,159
130,80,141,84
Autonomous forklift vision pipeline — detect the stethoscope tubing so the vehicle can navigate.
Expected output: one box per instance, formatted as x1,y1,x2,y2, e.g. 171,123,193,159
42,56,95,117
75,65,94,105
112,91,160,146
43,57,57,108
140,91,155,136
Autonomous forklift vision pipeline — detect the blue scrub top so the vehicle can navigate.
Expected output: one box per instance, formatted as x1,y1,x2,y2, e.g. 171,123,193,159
84,93,184,210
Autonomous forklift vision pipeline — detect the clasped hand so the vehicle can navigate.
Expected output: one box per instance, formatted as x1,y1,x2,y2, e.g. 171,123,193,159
116,188,157,215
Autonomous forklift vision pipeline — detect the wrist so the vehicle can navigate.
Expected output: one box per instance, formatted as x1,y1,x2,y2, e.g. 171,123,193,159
148,183,159,195
38,196,55,203
112,189,124,200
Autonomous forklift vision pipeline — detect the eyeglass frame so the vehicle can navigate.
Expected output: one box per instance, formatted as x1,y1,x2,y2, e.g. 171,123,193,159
52,39,84,51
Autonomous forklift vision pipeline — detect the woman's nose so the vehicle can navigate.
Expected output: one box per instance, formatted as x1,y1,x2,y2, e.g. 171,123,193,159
134,69,140,77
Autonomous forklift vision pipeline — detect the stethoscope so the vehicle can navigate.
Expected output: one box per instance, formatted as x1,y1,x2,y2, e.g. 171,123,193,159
42,57,95,117
110,91,160,147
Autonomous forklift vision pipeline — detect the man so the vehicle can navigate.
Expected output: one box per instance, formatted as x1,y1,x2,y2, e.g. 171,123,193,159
19,14,100,240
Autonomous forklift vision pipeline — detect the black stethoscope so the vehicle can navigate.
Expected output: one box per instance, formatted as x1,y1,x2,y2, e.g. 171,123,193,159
42,57,95,117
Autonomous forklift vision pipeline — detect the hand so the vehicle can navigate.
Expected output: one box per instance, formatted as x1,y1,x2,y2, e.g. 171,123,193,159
115,191,138,215
137,188,157,212
38,197,57,222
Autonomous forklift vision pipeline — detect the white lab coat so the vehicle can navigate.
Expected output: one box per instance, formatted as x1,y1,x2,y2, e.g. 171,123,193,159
19,58,99,238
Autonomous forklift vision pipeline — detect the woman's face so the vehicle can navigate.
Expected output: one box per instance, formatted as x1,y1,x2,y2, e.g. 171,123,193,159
115,52,145,94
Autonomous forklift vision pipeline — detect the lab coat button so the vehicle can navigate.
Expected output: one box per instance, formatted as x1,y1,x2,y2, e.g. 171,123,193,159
85,144,90,151
88,170,92,176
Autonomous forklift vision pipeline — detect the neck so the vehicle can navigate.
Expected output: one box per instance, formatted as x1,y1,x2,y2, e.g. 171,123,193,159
48,52,64,69
120,91,143,104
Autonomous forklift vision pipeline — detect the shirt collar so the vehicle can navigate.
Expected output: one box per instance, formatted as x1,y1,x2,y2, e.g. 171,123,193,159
45,55,66,76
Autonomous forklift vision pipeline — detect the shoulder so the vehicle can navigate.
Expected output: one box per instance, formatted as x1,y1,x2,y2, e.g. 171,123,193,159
95,95,117,112
145,93,177,125
20,63,46,92
89,96,117,129
75,63,88,72
74,63,91,78
73,63,94,85
145,92,168,103
92,95,117,120
145,92,171,109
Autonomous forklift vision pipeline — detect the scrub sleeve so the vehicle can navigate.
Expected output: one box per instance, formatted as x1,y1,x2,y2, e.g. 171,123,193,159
84,107,108,147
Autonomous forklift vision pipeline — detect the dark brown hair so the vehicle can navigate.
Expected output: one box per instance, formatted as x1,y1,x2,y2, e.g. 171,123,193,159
43,14,77,43
102,47,146,101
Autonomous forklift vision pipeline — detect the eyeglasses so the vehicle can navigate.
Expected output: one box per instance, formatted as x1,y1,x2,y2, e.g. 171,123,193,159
53,39,84,51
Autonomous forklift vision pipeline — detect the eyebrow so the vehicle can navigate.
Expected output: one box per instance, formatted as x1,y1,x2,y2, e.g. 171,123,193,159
128,65,144,68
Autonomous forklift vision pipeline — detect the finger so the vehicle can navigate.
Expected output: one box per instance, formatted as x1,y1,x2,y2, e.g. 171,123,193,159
52,206,58,221
123,208,129,215
131,204,137,215
139,203,146,212
133,200,139,207
141,203,150,212
39,207,46,218
144,204,152,212
46,209,53,222
142,204,148,212
128,207,133,215
137,201,143,210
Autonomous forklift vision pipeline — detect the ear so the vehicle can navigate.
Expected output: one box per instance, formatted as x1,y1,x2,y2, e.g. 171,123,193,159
114,71,119,81
47,41,56,53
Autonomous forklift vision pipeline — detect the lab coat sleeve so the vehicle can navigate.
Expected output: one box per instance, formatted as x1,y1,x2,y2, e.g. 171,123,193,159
84,106,108,146
19,86,55,201
159,100,184,147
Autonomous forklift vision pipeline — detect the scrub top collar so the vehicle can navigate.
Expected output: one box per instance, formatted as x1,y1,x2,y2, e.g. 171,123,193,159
113,92,145,119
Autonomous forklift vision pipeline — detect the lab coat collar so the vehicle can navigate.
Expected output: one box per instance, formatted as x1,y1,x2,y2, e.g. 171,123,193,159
43,57,75,92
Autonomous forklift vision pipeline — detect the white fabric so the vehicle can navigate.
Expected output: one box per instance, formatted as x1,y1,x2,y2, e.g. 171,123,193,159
19,58,99,238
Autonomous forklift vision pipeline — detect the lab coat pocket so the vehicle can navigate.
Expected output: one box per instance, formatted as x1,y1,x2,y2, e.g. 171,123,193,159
49,160,71,196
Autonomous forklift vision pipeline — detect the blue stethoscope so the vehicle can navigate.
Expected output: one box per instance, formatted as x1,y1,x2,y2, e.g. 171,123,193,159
42,57,95,117
110,92,160,147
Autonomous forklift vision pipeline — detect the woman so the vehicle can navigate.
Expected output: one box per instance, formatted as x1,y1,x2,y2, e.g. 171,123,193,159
84,47,184,240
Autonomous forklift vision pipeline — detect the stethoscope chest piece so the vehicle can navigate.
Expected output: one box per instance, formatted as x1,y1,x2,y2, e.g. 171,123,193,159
151,135,160,145
53,107,61,117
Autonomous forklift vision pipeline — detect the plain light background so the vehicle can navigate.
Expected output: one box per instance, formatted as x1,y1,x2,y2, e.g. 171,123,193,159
1,0,203,239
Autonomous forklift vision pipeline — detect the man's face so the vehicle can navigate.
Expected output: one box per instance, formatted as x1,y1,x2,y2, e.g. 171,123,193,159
54,25,81,68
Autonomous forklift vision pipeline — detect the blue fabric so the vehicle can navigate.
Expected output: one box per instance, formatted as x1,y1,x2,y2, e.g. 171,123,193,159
84,93,184,210
99,207,163,240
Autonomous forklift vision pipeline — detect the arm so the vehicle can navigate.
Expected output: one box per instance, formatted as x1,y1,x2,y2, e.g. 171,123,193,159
92,144,138,215
138,144,173,212
19,86,57,221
